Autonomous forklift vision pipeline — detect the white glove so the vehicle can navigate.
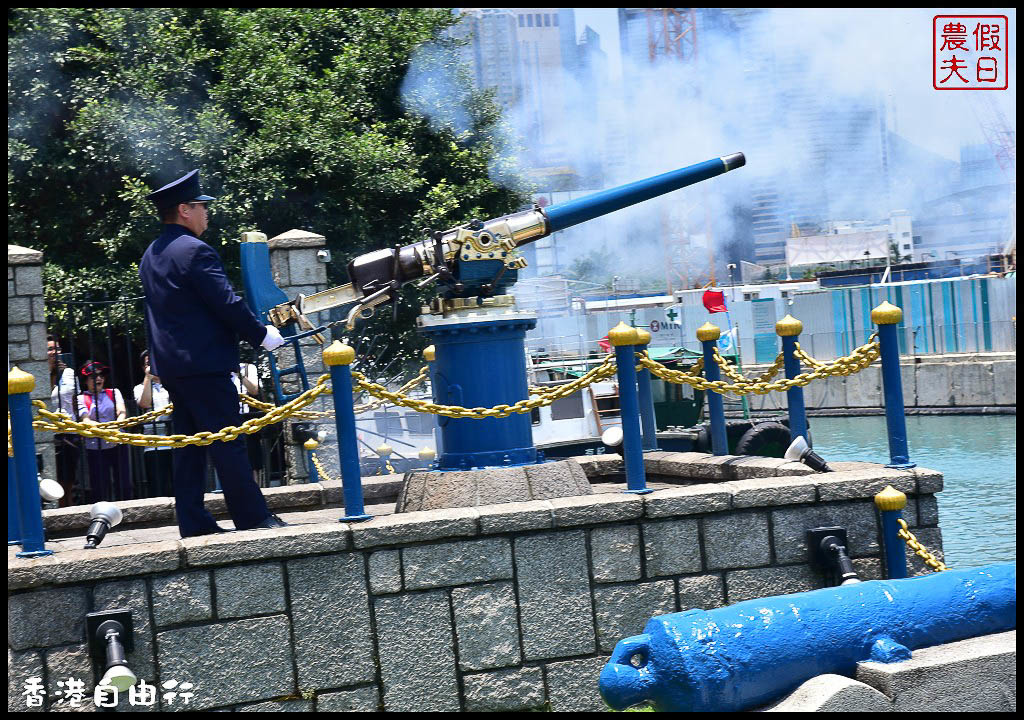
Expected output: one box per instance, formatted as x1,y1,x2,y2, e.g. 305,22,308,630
261,325,285,351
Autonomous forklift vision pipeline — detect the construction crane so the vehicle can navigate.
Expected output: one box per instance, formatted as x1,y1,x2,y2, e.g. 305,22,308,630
971,94,1016,270
645,8,697,63
638,8,717,291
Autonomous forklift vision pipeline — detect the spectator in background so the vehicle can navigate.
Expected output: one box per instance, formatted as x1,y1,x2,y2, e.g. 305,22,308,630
48,336,81,506
134,350,174,497
76,361,131,502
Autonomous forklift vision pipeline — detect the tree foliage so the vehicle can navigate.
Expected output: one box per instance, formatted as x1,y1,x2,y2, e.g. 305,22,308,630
9,8,530,366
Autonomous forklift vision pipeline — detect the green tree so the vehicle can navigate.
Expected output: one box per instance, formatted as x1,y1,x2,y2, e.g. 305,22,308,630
9,8,530,367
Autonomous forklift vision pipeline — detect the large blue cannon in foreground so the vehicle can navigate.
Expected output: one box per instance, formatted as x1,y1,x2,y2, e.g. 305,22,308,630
600,563,1016,712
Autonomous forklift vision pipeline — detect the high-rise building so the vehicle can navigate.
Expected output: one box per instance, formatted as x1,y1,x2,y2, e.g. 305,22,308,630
721,9,893,266
452,9,580,170
450,9,523,110
511,8,577,167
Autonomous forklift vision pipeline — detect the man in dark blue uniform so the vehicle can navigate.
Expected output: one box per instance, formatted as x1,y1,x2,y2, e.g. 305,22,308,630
140,170,287,537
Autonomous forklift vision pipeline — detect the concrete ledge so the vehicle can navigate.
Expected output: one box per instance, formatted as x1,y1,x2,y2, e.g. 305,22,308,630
550,493,643,527
762,630,1016,712
761,674,893,712
183,523,352,567
646,452,813,481
324,475,404,505
856,630,1017,712
43,452,862,536
350,507,480,549
644,485,732,518
726,477,817,508
43,496,178,533
571,453,622,476
8,540,182,591
8,244,44,265
814,468,916,502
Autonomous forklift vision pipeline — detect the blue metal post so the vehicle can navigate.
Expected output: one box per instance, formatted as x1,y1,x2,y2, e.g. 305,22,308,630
872,302,915,469
776,315,809,444
323,342,372,522
8,368,53,558
698,323,729,456
634,328,659,451
304,439,319,484
9,454,22,545
610,323,649,494
874,486,908,579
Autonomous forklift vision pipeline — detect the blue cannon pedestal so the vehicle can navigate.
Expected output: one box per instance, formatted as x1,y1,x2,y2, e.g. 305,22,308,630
600,563,1016,712
418,308,538,470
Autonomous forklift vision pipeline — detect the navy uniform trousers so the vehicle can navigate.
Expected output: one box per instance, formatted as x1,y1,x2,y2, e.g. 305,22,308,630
162,373,269,536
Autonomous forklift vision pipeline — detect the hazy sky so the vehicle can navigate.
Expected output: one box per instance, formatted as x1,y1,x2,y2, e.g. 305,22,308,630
574,8,1016,162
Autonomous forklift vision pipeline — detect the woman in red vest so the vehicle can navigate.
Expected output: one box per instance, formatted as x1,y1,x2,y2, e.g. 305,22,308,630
76,361,131,502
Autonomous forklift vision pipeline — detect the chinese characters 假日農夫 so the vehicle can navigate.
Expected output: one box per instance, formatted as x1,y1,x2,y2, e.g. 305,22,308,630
935,16,1007,89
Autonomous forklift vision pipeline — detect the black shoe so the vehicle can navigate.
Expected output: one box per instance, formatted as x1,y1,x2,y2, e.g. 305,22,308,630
251,514,290,530
183,525,228,538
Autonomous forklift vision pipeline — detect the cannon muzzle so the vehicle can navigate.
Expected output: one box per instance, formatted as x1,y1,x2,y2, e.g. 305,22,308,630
544,152,744,234
368,152,747,301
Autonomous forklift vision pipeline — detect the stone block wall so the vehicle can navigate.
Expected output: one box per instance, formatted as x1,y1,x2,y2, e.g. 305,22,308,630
266,229,332,484
8,244,55,481
7,462,945,712
745,353,1016,412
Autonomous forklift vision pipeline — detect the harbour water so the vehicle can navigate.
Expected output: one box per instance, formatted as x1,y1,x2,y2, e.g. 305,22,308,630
811,415,1017,568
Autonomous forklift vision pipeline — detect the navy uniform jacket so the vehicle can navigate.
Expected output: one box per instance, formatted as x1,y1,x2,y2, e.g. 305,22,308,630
140,224,266,380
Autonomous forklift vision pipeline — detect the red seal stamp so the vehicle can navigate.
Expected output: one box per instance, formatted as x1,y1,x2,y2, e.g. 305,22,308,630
934,15,1009,90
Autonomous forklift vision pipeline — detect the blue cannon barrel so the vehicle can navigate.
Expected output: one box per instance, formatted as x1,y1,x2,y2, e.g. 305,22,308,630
600,563,1016,712
543,153,744,234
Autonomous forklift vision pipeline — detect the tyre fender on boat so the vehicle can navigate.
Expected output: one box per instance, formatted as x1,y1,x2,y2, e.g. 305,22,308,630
735,421,793,457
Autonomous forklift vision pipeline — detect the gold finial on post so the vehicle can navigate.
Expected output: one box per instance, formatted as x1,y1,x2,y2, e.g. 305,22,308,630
871,301,903,325
423,345,436,362
323,340,356,366
635,328,652,346
775,314,803,337
8,367,36,395
608,322,640,347
303,438,319,451
696,322,721,343
874,485,908,512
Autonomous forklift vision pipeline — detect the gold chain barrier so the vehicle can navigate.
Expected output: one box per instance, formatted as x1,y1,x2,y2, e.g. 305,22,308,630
310,451,337,483
640,334,880,396
793,344,827,369
17,365,429,448
527,355,632,397
712,350,785,386
30,374,333,448
21,337,879,443
353,366,430,415
354,355,618,419
897,518,949,572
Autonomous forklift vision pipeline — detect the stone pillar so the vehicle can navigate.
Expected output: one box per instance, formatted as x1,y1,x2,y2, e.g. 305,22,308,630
267,230,331,484
7,245,54,484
